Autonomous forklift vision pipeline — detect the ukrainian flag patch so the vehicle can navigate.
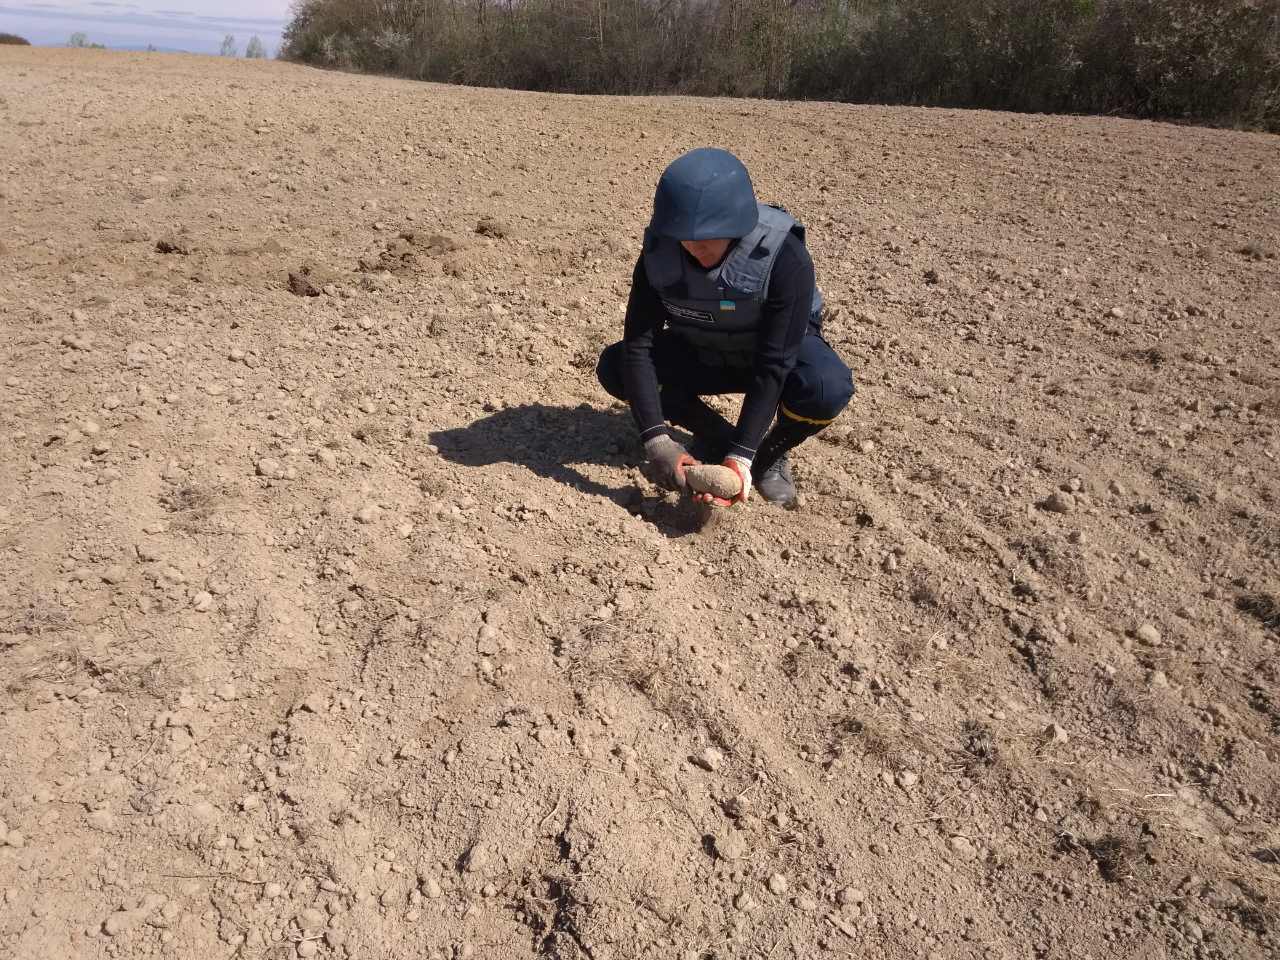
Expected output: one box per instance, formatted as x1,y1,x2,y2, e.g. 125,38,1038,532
719,300,736,311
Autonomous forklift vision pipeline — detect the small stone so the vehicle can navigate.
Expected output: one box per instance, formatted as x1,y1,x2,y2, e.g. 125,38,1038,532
713,831,748,861
355,504,379,524
298,693,327,714
767,873,789,896
256,457,283,479
380,888,398,907
396,522,414,539
216,682,237,702
316,448,337,468
695,746,723,772
91,441,111,455
88,808,114,831
103,910,141,936
837,887,865,906
795,895,819,912
103,394,122,410
5,831,25,848
949,836,976,859
859,440,875,454
1135,623,1162,645
101,565,127,585
263,882,283,899
895,770,919,789
297,940,318,958
396,739,424,760
1044,723,1069,744
359,399,378,414
421,876,442,899
462,844,489,874
192,591,214,613
189,802,215,822
1043,491,1075,514
476,624,501,655
734,890,756,912
298,907,325,930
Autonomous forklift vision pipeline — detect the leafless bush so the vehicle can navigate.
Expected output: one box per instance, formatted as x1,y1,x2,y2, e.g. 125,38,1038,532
281,0,1280,129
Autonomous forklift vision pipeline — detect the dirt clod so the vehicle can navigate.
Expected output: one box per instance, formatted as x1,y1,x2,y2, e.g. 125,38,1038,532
155,236,190,255
475,217,512,238
287,265,328,296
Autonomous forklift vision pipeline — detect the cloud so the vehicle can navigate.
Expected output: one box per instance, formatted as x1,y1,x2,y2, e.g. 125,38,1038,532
0,4,286,31
191,14,286,27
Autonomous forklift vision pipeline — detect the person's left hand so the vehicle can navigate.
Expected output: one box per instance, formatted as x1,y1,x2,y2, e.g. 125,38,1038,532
692,455,752,508
644,435,697,491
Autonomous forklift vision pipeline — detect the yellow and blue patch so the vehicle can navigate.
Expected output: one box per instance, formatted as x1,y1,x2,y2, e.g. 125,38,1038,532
719,300,736,311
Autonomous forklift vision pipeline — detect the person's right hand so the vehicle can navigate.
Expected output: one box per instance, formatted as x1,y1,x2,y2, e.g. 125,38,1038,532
644,435,697,491
690,455,752,508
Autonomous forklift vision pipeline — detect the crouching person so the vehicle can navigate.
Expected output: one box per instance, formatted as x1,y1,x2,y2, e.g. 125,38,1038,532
597,147,854,507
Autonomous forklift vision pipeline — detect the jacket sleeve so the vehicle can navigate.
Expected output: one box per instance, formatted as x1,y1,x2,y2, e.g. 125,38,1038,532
621,255,669,443
727,235,813,461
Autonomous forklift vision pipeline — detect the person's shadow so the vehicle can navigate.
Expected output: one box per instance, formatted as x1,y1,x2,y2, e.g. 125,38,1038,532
429,402,712,536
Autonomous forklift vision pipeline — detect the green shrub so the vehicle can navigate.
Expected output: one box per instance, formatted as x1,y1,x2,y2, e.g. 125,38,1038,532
0,33,32,45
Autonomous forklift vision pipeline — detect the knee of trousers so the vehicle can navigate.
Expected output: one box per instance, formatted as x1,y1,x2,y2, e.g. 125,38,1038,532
595,341,627,400
780,358,855,426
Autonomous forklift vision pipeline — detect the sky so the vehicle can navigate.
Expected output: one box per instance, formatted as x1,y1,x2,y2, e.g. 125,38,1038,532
0,1,292,54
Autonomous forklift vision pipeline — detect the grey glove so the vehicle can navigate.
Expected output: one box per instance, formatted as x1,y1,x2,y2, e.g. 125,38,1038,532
644,435,696,491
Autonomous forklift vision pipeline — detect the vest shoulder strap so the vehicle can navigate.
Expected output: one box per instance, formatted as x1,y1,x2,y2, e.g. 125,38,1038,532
718,204,800,296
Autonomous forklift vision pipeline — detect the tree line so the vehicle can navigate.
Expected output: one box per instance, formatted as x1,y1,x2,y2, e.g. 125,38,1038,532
220,35,270,58
280,0,1280,130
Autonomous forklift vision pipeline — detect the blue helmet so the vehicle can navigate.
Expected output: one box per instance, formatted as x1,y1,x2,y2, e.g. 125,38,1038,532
649,148,759,241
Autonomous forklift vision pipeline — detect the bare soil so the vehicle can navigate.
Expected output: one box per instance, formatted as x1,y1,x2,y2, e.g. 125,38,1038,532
1,48,1278,960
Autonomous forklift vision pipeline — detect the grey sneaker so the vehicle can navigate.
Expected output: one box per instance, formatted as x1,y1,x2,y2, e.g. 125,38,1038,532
754,454,797,505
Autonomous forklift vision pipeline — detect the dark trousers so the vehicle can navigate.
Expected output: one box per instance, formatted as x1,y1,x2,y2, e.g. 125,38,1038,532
596,332,855,470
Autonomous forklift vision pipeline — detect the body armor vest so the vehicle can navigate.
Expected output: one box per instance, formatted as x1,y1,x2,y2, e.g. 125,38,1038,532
642,203,823,369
